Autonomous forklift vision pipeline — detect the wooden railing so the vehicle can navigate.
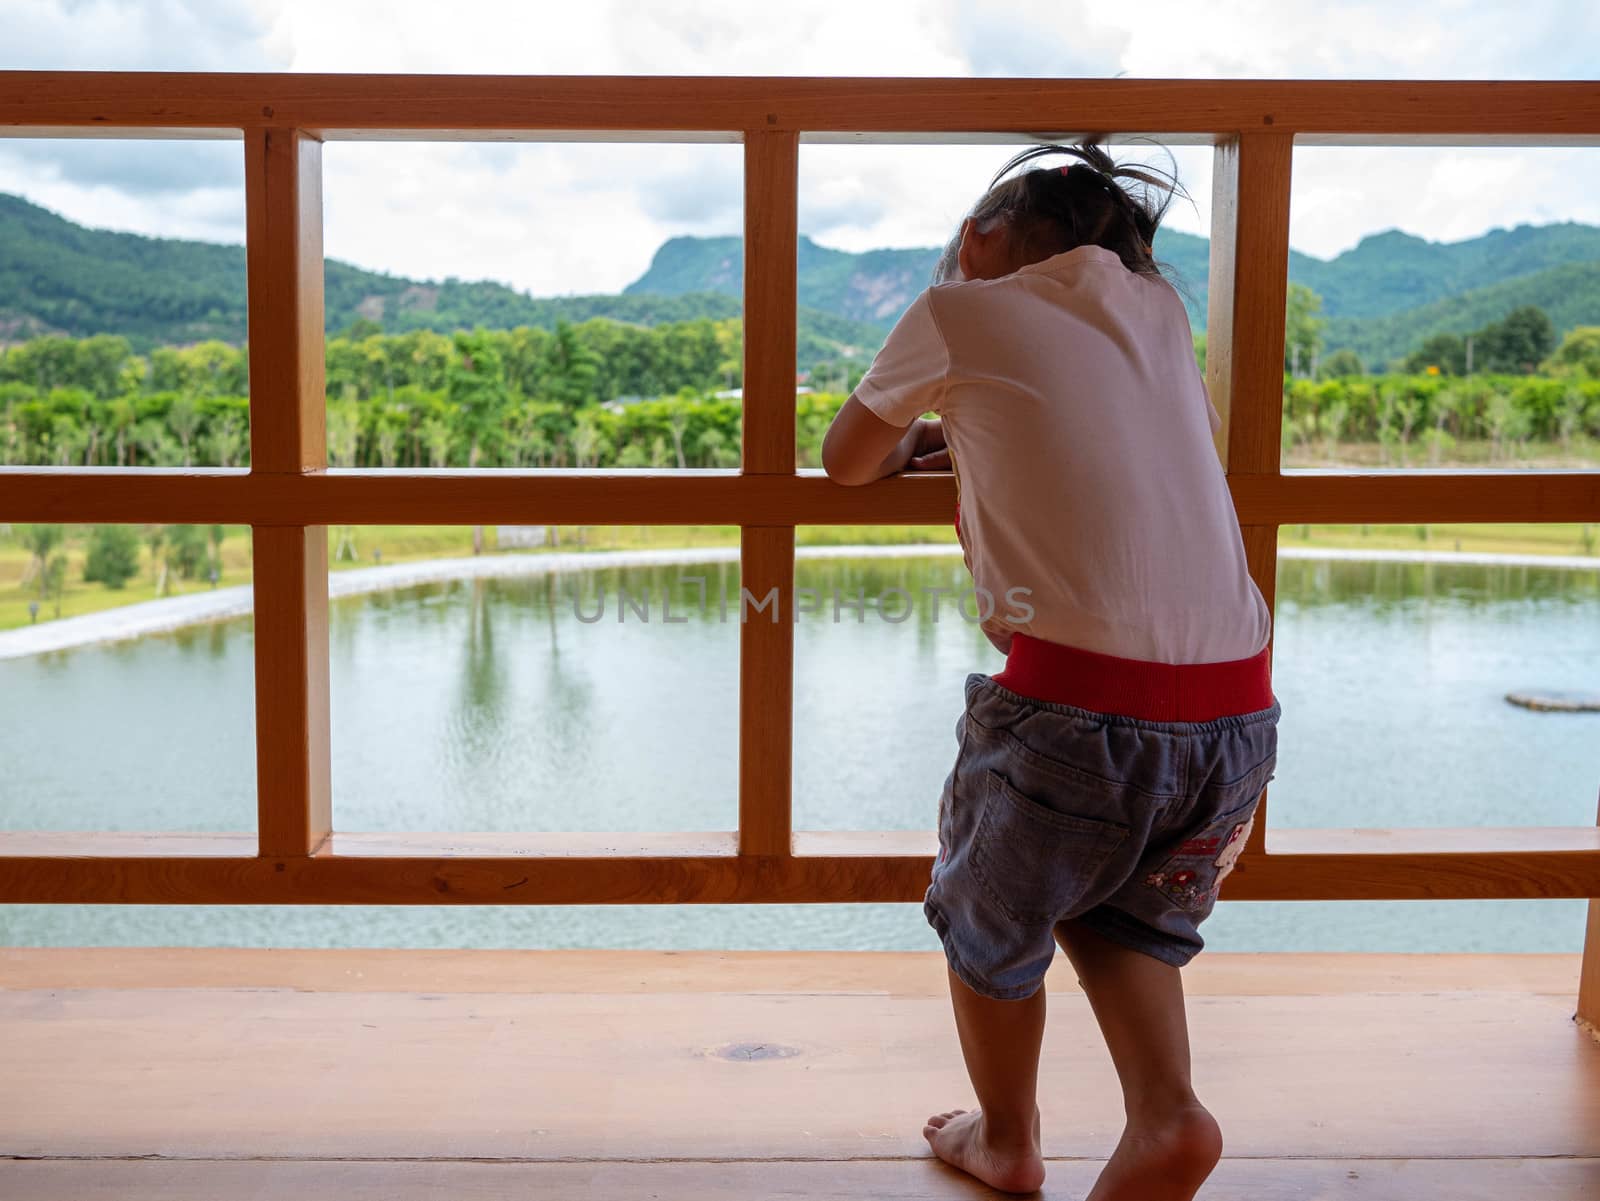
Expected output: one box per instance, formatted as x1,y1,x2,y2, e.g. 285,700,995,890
1,74,1597,1021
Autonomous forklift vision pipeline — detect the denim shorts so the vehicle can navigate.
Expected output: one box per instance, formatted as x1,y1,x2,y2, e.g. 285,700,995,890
924,672,1280,1000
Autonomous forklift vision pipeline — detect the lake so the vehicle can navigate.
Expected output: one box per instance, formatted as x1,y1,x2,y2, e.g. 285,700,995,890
2,551,1597,954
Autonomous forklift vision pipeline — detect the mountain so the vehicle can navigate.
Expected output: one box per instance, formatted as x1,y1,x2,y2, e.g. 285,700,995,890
626,230,1214,330
1323,261,1600,366
1289,223,1600,319
622,224,1600,366
4,191,1598,370
0,191,247,347
0,193,882,357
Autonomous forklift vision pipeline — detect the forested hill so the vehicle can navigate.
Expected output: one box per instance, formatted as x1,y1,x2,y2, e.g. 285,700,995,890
3,190,1598,368
625,231,1212,329
628,225,1600,362
0,193,881,356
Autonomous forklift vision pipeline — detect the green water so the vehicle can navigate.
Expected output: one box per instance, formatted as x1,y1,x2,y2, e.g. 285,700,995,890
2,554,1596,953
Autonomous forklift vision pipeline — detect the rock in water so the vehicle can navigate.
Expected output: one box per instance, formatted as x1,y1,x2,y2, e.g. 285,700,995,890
1505,690,1600,713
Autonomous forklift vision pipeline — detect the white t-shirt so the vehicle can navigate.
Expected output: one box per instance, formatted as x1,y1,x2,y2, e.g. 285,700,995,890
853,244,1272,665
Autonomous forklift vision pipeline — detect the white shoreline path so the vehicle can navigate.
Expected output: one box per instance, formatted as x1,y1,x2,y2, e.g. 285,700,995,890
2,542,1597,662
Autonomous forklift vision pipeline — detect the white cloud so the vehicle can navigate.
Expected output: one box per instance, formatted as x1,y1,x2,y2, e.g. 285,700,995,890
1290,146,1600,259
799,140,1212,254
948,0,1127,78
1,0,284,70
322,141,746,295
1101,0,1598,80
0,139,248,244
1,0,1597,293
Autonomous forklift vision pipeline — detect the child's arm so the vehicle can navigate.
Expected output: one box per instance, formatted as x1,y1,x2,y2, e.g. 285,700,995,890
821,290,948,484
821,399,946,485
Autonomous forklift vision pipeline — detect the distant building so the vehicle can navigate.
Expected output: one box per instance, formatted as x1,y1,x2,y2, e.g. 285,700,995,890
497,526,549,550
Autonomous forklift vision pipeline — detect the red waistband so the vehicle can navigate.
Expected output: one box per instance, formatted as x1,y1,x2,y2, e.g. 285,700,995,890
991,633,1273,723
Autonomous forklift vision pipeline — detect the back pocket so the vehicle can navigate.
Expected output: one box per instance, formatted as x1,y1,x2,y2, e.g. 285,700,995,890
1144,789,1262,913
969,770,1129,925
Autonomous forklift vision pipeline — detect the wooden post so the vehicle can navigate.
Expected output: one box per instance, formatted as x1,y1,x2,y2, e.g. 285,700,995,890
245,128,332,858
1580,793,1600,1037
737,130,800,857
1208,132,1293,854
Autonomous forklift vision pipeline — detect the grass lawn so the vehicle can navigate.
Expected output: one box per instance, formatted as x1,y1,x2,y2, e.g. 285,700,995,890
2,515,1595,633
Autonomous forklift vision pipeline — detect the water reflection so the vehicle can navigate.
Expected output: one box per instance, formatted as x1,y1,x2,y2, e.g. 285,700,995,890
1279,556,1600,610
1,551,1595,952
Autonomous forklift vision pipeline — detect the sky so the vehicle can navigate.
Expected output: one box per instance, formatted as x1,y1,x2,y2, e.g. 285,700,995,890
2,0,1598,298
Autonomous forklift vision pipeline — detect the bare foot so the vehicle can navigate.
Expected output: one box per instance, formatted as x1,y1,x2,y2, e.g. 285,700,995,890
1085,1103,1223,1201
923,1108,1046,1194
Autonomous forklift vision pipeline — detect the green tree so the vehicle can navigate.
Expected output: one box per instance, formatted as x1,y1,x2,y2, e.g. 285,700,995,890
143,526,167,590
166,524,210,580
327,400,361,467
1475,306,1555,374
342,316,384,340
1318,348,1365,379
1404,333,1467,376
45,551,68,618
1285,283,1325,378
83,524,141,589
541,321,602,409
166,395,202,465
20,524,65,598
1544,325,1600,377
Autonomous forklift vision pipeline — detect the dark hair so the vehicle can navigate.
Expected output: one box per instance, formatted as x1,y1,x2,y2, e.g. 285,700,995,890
933,139,1185,284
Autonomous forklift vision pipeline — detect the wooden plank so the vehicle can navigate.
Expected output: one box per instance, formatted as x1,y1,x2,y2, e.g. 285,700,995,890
4,73,1600,139
250,526,331,856
1582,894,1600,1036
0,947,1583,997
2,987,1595,1161
736,129,797,870
1,835,1597,902
0,832,254,858
6,1157,1600,1201
738,526,795,856
1266,827,1600,856
742,130,798,474
1211,133,1290,857
0,831,734,859
245,129,325,475
244,126,330,858
4,467,1597,527
1211,133,1294,475
1239,523,1279,852
1236,470,1600,526
1580,793,1600,1035
787,827,1600,857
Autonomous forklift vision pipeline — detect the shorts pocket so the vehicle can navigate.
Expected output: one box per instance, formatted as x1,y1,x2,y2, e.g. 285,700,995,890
969,770,1129,924
1144,791,1261,913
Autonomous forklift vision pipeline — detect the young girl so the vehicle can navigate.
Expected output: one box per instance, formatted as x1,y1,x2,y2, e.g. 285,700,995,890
822,142,1279,1199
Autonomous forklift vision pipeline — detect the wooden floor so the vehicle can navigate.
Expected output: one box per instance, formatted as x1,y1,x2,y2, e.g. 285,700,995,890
3,947,1598,1200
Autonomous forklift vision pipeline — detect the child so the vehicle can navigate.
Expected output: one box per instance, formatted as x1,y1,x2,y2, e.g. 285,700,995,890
821,142,1279,1199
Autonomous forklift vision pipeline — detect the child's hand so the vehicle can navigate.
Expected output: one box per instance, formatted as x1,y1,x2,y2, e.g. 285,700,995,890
823,404,947,484
906,418,949,471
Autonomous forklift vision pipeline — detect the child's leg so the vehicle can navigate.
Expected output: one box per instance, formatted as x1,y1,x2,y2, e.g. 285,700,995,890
1053,919,1223,1201
922,966,1047,1194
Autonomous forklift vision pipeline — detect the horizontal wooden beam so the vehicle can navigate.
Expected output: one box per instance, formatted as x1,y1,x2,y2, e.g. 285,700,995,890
3,468,1598,527
2,74,1600,140
1236,470,1600,526
1,829,1595,903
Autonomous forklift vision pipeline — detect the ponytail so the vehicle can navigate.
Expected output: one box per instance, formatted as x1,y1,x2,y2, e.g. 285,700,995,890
937,138,1184,282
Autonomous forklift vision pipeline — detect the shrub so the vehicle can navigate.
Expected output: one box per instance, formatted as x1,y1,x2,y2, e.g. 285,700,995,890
83,524,142,589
